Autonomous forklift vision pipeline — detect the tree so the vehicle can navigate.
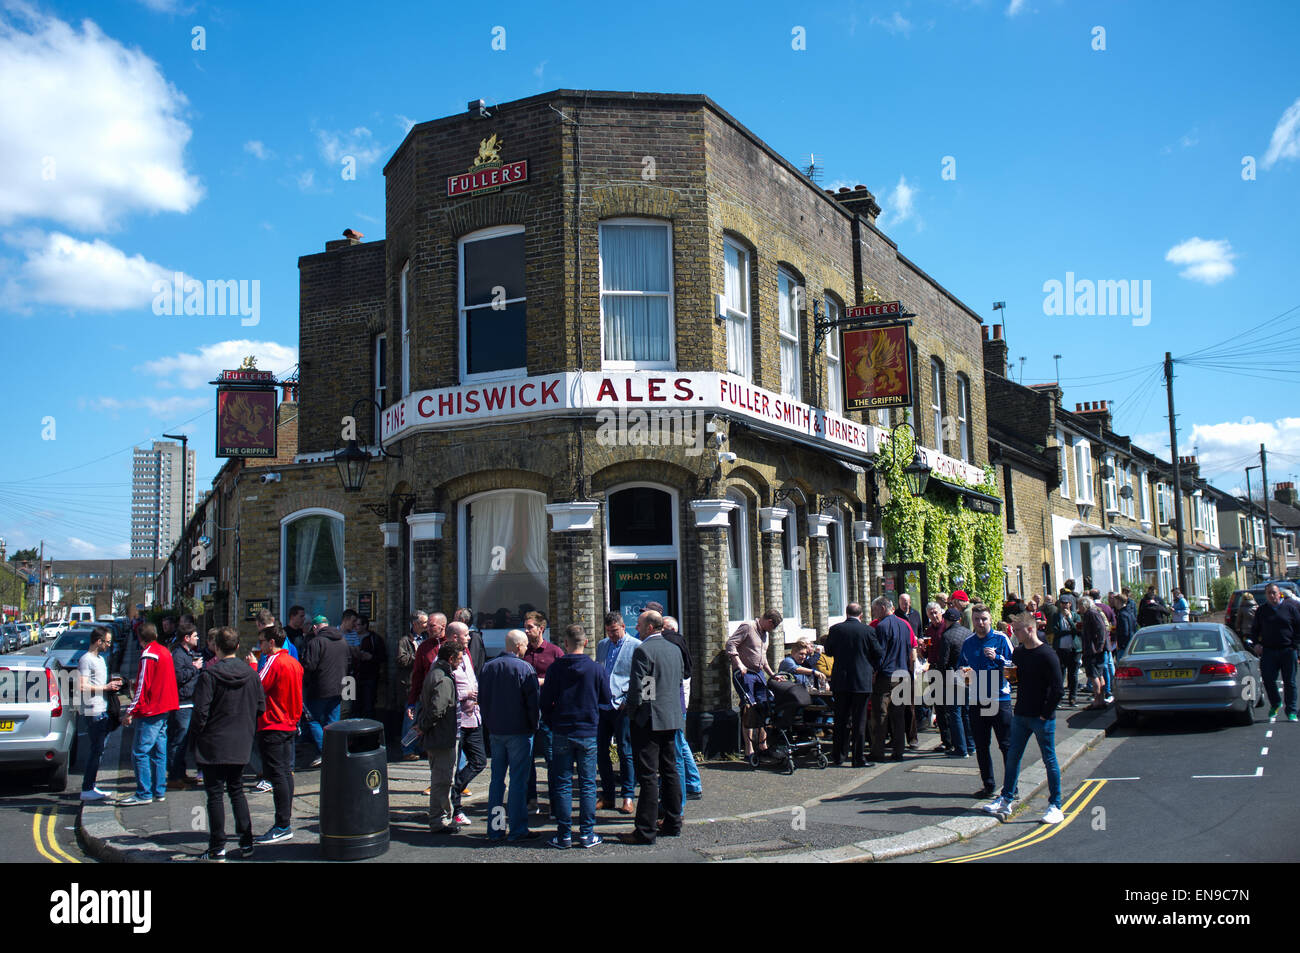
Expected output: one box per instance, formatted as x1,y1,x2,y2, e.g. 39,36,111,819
7,547,39,564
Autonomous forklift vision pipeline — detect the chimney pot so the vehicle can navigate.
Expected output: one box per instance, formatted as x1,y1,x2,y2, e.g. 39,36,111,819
982,325,989,340
854,184,867,191
992,325,1003,340
838,187,851,194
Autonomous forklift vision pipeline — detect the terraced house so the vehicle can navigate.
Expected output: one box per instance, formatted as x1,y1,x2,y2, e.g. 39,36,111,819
202,89,1005,725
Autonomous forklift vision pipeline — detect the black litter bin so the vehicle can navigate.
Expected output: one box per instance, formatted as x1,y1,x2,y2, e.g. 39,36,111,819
319,718,389,860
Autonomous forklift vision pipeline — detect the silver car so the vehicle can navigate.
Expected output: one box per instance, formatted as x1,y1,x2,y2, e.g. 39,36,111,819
0,654,78,791
1114,623,1264,728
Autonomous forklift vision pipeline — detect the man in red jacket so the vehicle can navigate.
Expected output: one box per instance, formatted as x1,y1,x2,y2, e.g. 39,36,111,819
120,623,180,805
255,626,303,844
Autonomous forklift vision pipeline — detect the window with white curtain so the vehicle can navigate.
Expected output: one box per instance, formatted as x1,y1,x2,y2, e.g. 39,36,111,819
956,373,971,462
826,512,846,620
825,297,842,414
462,490,548,651
282,510,345,627
600,219,673,367
460,226,527,380
1075,439,1094,503
930,358,946,452
1139,469,1150,522
778,269,802,399
724,239,751,379
1103,454,1118,512
725,490,750,624
399,262,411,397
1059,430,1071,498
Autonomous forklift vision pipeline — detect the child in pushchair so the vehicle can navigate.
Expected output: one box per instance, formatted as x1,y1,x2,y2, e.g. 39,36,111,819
734,671,832,774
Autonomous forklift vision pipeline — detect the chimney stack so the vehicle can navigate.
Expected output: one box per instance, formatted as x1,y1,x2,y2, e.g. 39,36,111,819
825,184,881,225
982,323,1009,377
1074,398,1113,433
1276,481,1299,508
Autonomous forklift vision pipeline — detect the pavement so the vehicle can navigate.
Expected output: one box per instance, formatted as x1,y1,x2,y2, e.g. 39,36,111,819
78,701,1114,863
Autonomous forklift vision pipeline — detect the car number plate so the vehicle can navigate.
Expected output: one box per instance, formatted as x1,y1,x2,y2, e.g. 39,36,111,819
1150,669,1195,680
0,720,14,732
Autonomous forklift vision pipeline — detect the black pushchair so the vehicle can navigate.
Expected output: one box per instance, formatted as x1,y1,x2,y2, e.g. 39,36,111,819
734,671,832,774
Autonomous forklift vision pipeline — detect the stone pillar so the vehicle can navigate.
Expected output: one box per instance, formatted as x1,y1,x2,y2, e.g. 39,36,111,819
806,512,833,640
407,512,445,614
852,519,872,607
380,522,402,708
691,499,737,712
546,502,600,648
758,506,787,669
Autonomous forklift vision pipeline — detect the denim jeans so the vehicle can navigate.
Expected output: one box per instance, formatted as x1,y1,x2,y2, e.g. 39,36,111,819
167,705,194,779
1000,714,1061,808
400,707,421,757
674,729,702,795
305,696,341,755
131,712,169,799
1261,647,1299,716
970,699,1013,792
454,726,487,810
551,733,598,839
488,732,534,840
947,702,974,754
528,720,553,805
81,714,111,792
597,707,635,801
1102,650,1115,697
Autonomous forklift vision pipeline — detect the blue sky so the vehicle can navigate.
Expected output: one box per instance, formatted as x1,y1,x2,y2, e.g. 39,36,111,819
1,0,1298,560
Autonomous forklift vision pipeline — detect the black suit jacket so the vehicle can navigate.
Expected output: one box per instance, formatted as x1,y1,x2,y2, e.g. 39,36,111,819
896,608,922,640
823,618,881,694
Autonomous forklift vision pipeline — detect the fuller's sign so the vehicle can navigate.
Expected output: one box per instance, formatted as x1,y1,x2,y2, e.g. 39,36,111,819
842,324,913,411
845,300,903,320
447,133,528,197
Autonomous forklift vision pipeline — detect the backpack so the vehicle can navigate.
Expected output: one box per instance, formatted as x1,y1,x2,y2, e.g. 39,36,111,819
105,687,122,732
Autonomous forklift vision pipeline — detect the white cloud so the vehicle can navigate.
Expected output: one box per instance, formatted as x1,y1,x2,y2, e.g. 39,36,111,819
395,114,417,134
135,0,183,12
135,339,299,388
878,175,919,229
1006,0,1028,16
0,5,201,231
1165,237,1236,284
533,60,548,81
244,140,272,160
317,126,384,171
65,536,130,559
1262,96,1300,169
1188,417,1300,487
92,394,209,417
6,231,178,310
296,169,315,191
870,12,913,35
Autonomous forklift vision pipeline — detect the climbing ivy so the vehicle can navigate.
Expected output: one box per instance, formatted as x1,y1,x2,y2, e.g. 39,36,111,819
880,425,1004,609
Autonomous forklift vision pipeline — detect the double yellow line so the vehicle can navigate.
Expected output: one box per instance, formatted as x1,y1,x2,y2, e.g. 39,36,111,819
937,778,1108,863
32,807,81,863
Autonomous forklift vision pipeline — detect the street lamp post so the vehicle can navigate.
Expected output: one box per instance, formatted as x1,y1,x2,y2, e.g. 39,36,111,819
333,397,403,497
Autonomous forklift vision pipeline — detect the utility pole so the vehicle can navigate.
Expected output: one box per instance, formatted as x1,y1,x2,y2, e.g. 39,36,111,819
1261,443,1276,579
1164,353,1188,596
1246,465,1260,584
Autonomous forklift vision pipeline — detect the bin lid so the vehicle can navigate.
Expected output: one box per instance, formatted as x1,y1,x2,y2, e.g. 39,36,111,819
323,718,384,735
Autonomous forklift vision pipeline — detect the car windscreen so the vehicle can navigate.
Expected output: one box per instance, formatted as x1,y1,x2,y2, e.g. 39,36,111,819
1127,630,1224,654
52,632,93,653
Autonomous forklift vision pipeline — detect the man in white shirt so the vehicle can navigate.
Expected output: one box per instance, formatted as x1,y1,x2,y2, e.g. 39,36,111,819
78,627,122,801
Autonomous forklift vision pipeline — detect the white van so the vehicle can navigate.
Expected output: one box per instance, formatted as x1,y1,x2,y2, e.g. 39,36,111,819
68,605,94,625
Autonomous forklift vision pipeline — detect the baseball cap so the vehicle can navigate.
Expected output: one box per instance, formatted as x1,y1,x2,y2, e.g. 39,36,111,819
943,607,962,623
950,590,969,602
312,614,328,625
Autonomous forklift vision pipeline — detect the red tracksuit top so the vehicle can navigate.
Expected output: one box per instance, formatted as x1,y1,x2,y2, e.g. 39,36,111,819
128,642,180,718
258,649,304,732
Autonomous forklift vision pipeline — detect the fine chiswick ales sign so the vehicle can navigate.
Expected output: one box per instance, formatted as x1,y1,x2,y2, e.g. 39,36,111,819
379,371,986,485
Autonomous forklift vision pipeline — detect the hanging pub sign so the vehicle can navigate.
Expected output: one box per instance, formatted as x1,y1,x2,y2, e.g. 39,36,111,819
447,133,528,197
214,364,278,458
842,323,913,411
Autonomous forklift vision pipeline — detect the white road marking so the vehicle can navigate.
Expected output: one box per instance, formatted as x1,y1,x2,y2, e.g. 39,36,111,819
1087,776,1140,781
1192,766,1264,779
1266,730,1274,738
1261,747,1269,756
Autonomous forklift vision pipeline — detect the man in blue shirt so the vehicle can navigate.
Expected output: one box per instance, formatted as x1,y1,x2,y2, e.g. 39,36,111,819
869,596,914,763
595,611,640,814
479,630,541,842
961,604,1016,799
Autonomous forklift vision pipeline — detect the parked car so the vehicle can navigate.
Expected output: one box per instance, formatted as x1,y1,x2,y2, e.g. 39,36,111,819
44,628,96,671
1114,623,1265,728
40,621,68,641
0,653,77,791
1226,581,1300,635
16,624,38,646
1,625,22,654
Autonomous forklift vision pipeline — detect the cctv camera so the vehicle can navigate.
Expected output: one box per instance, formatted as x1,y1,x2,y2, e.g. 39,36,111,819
711,431,726,447
718,451,737,464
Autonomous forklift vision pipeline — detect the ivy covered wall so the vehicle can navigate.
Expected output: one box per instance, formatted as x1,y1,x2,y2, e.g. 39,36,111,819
878,425,1005,609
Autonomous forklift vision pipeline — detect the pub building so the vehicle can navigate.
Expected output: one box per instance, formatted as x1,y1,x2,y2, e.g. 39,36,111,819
243,90,1001,730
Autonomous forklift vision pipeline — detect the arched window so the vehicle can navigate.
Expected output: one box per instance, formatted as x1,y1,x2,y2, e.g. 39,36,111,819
281,509,345,626
725,489,751,625
825,508,847,622
459,490,548,651
606,484,681,625
781,505,804,641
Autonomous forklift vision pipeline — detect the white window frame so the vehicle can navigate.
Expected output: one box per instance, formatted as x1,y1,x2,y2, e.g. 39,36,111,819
825,509,847,626
723,238,751,380
825,297,842,414
1139,470,1151,523
1074,439,1094,504
374,333,387,437
931,359,945,452
400,262,411,398
1059,430,1071,498
956,374,971,463
1103,454,1118,513
279,507,347,625
725,488,751,628
782,507,803,642
604,483,683,625
459,488,550,651
599,218,676,370
778,268,803,400
458,224,528,384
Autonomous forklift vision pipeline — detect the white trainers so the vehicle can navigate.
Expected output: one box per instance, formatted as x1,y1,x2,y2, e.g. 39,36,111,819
79,789,108,802
981,795,1011,815
452,812,471,826
1041,805,1065,824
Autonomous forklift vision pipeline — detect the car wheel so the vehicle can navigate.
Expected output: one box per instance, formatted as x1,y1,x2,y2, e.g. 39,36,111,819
46,760,68,793
1115,707,1138,729
1233,700,1255,727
